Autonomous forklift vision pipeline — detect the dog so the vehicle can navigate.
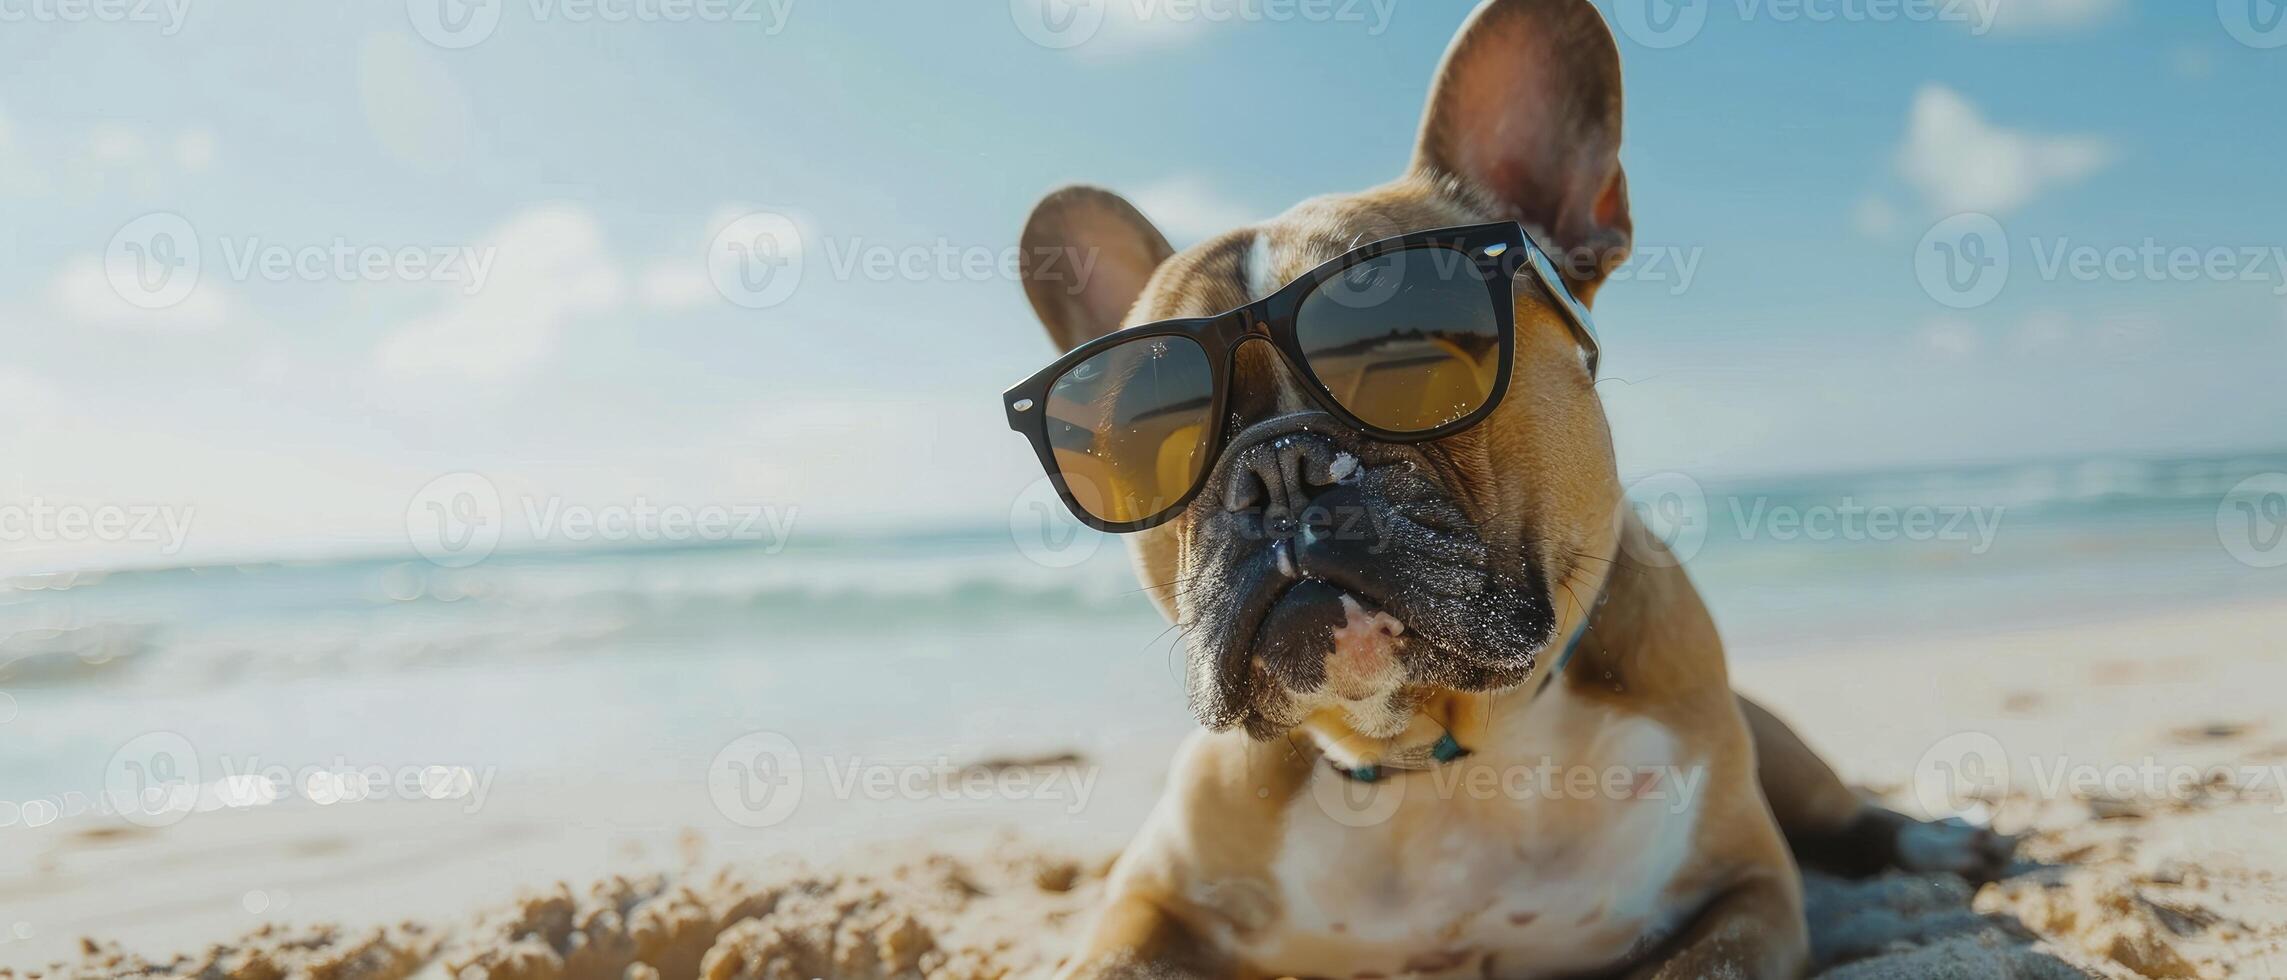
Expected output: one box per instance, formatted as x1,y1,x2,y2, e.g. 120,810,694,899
1010,2,2012,976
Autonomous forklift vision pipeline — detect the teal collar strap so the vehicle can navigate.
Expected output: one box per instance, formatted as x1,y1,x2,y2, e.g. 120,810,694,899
1333,588,1602,784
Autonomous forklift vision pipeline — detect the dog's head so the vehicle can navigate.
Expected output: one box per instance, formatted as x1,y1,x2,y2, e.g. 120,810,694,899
1016,0,1631,741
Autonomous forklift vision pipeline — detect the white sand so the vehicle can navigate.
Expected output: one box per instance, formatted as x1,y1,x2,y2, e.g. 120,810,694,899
10,599,2287,978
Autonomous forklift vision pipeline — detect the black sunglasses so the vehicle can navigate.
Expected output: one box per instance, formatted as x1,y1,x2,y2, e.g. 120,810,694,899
1004,221,1598,533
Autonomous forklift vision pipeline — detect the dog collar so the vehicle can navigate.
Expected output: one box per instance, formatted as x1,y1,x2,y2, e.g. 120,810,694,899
1335,730,1467,784
1529,603,1595,701
1333,587,1603,784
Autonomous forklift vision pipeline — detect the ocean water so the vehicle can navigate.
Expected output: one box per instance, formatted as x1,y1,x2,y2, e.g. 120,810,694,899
2,450,2282,814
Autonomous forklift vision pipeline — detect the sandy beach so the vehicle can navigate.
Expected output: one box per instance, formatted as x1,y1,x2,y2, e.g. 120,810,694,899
7,596,2284,979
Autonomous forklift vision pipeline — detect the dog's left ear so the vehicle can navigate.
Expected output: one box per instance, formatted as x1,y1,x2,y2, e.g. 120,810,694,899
1414,0,1632,305
1019,185,1176,354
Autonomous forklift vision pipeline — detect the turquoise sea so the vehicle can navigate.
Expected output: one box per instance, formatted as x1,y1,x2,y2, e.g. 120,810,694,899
3,449,2283,816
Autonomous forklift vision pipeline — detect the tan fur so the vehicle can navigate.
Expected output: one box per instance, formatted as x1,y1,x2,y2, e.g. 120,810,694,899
1016,3,1975,976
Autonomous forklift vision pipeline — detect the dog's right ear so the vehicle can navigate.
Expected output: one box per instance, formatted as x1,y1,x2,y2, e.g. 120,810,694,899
1414,0,1631,305
1019,185,1175,353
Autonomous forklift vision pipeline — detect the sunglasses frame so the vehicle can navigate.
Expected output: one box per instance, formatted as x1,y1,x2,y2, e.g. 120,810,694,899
1004,220,1600,533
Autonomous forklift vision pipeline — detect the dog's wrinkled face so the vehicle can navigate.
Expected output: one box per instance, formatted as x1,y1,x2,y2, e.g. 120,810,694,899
1017,2,1636,740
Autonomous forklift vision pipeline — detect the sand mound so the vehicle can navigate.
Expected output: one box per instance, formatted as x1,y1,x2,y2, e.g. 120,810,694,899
436,849,1094,980
28,805,2283,980
24,850,1095,980
45,923,440,980
11,853,2104,980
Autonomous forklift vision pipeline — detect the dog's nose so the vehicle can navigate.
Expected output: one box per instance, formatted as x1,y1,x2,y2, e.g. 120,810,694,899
1222,430,1343,532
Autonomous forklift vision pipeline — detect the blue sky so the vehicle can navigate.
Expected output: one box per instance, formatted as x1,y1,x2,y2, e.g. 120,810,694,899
1,0,2283,569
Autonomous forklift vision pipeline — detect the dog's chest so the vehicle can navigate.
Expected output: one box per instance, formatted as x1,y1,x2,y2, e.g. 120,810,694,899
1236,708,1703,979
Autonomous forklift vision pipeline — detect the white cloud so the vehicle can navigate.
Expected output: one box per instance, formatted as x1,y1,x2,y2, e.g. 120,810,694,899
88,124,147,168
0,367,62,424
1919,317,1981,358
1982,0,2123,34
2013,309,2074,353
0,103,42,197
639,260,716,311
1852,196,1900,239
46,255,229,331
1062,2,1212,59
175,128,218,172
251,349,292,386
357,32,475,176
1897,85,2110,215
374,203,625,383
1,107,216,197
1129,175,1265,244
634,206,771,311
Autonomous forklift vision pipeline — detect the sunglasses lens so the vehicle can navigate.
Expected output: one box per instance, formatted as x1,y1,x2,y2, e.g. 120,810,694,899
1044,335,1216,526
1295,246,1504,433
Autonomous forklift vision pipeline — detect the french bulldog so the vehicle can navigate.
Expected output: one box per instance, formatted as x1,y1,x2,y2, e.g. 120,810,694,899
1013,2,2012,976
